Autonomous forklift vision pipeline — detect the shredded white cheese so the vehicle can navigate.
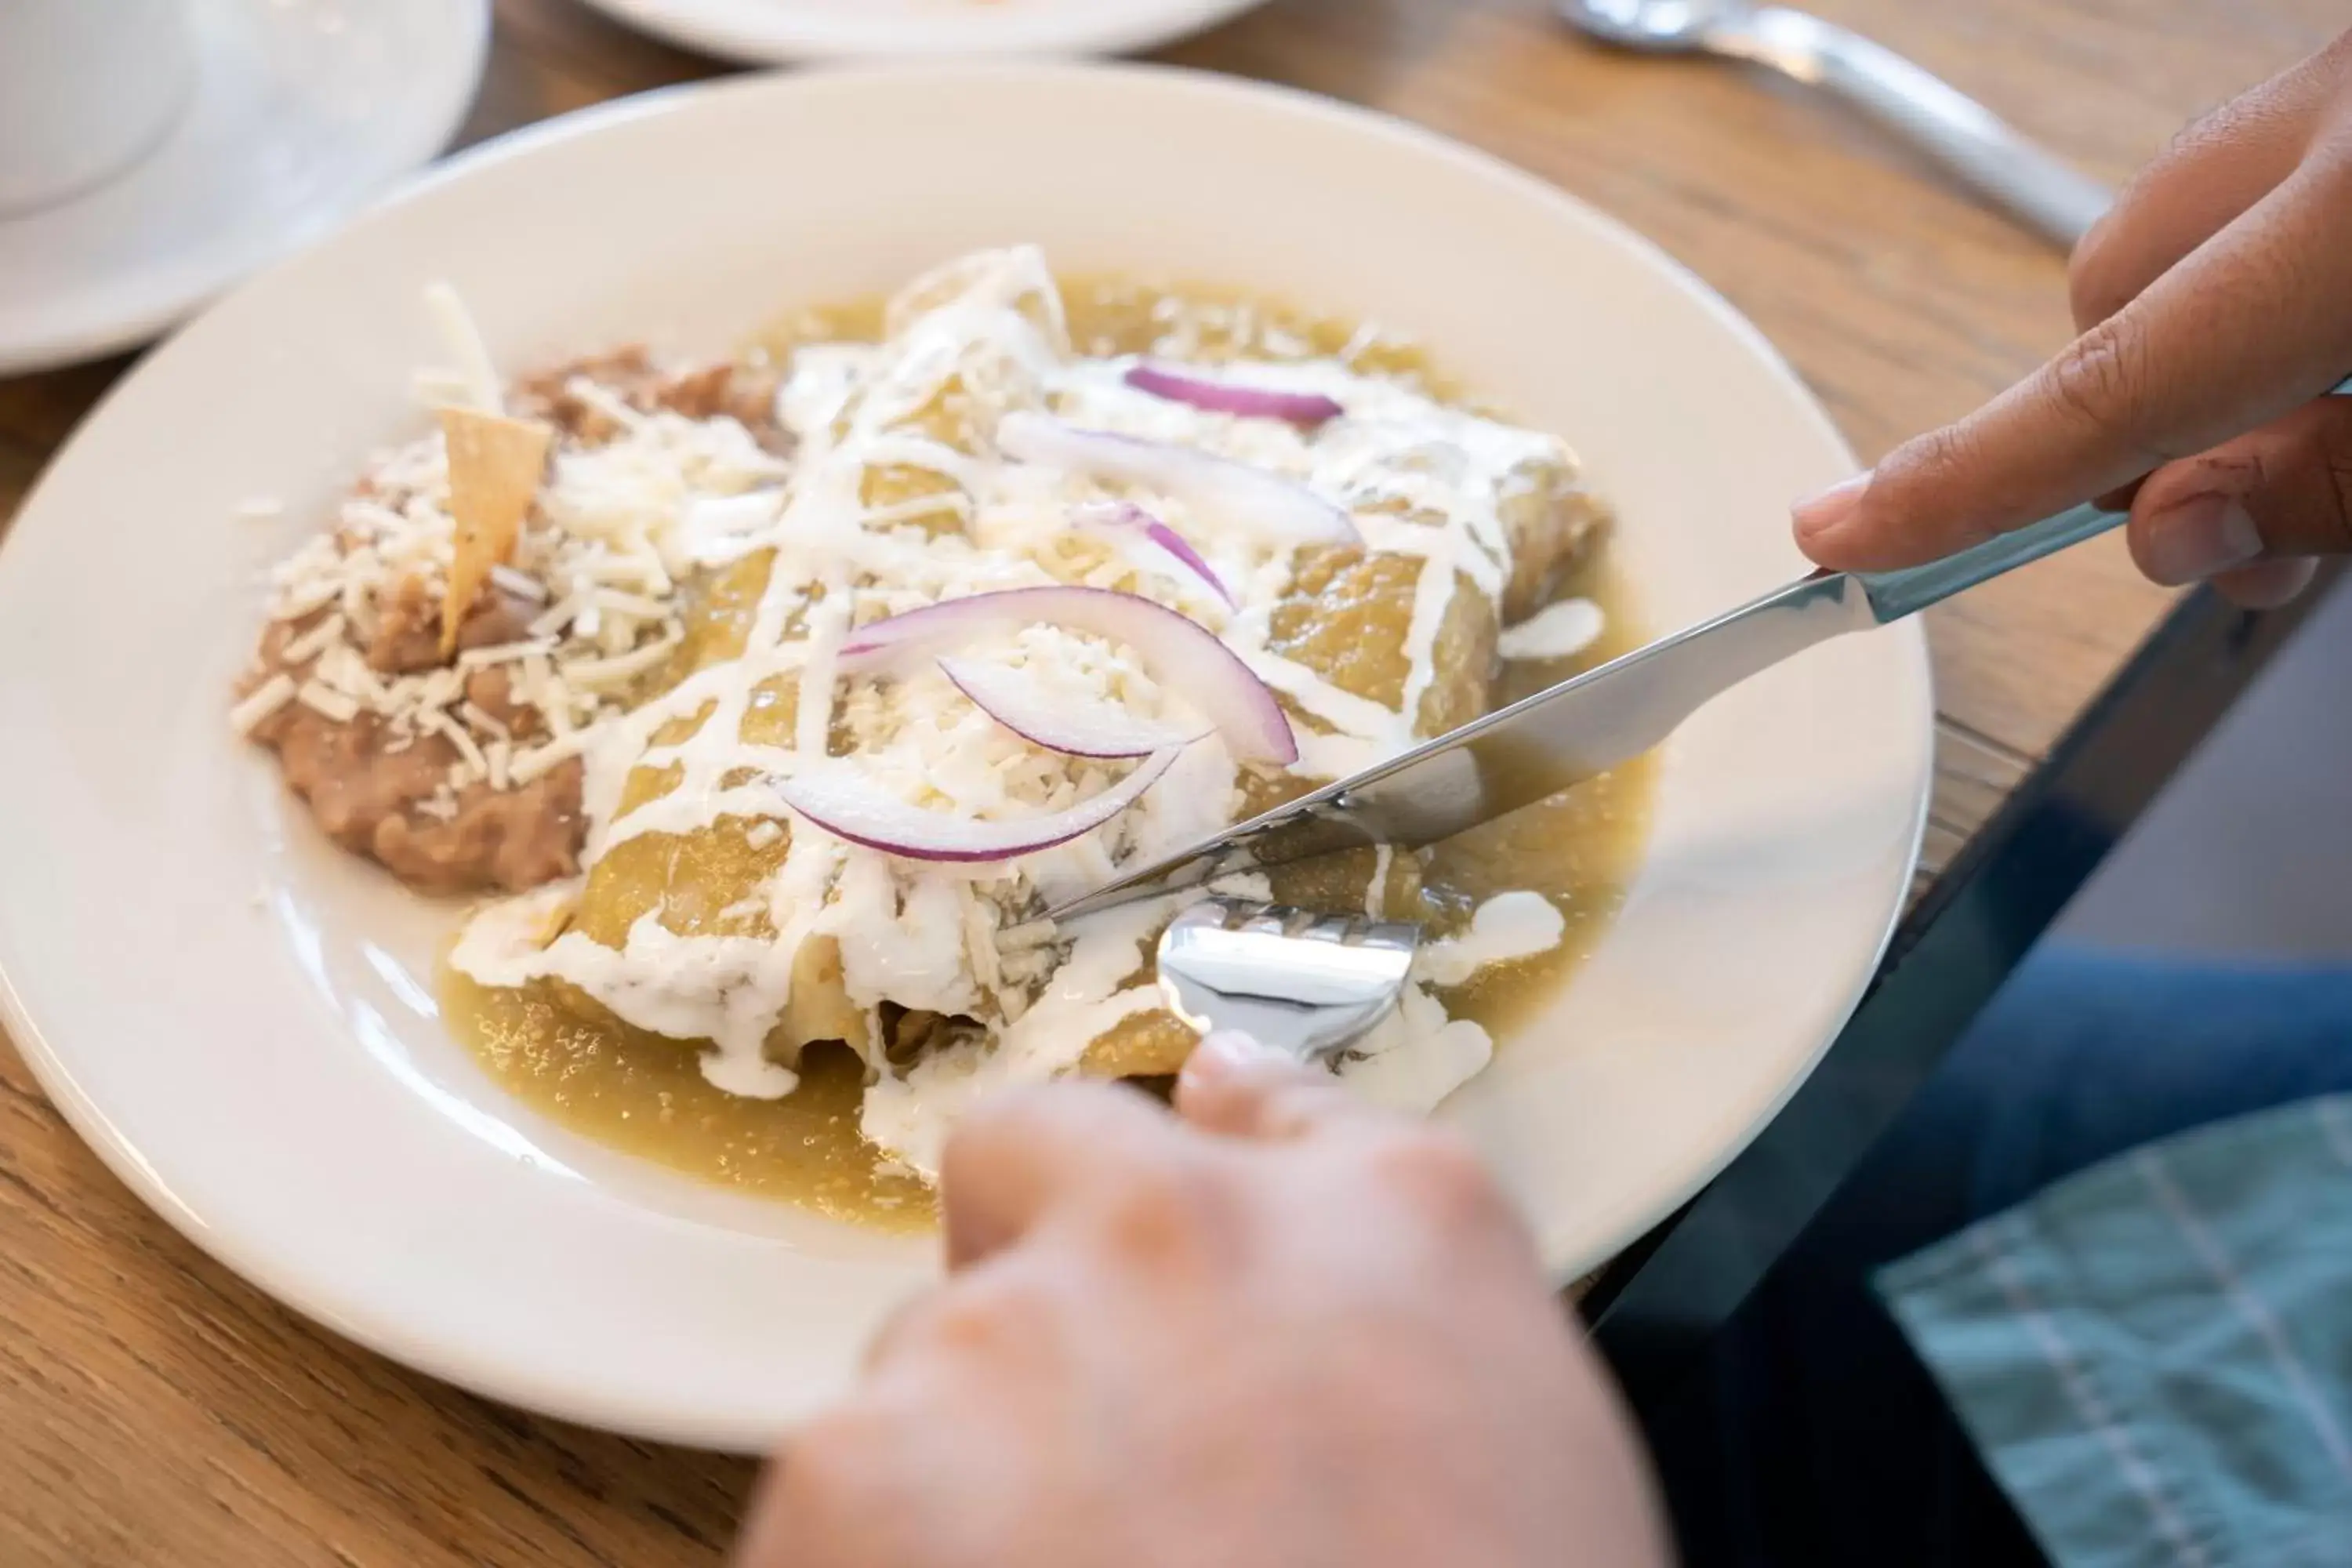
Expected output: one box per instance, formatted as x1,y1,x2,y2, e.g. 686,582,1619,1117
510,729,591,786
437,247,1602,1168
294,681,360,724
239,321,786,800
247,250,1610,1180
229,673,297,735
279,612,346,666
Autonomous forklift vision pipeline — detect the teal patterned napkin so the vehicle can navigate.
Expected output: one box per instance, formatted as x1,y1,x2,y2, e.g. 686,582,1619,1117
1878,1094,2352,1567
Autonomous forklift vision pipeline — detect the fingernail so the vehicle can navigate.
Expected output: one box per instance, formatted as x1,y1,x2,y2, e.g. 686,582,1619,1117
2141,494,2261,585
1179,1029,1283,1090
1791,471,1873,541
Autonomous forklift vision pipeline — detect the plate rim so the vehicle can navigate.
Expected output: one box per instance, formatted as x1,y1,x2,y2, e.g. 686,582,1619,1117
0,59,1933,1441
572,0,1271,64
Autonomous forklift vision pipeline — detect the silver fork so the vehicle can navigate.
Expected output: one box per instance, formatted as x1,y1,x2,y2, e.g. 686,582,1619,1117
1155,896,1422,1063
1556,0,2113,247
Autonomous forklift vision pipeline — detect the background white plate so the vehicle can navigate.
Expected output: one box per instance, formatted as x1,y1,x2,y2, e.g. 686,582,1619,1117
0,64,1930,1450
575,0,1266,62
0,0,488,377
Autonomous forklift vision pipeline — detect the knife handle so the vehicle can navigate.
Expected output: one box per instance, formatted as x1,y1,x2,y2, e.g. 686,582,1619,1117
1854,499,2124,622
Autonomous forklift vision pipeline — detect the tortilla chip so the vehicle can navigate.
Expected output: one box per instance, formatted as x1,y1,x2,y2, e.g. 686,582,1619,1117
438,407,552,655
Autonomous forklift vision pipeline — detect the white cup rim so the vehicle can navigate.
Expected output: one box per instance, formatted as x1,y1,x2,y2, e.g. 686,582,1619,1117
0,0,198,218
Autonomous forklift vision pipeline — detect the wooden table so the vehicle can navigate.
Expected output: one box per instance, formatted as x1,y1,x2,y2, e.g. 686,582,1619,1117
0,0,2340,1560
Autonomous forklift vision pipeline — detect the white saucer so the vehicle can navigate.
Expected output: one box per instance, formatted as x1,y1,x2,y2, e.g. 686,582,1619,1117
0,0,488,378
576,0,1268,63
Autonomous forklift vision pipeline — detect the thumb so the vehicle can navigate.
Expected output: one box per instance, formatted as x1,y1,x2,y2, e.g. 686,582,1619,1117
2126,395,2352,603
1175,1029,1376,1142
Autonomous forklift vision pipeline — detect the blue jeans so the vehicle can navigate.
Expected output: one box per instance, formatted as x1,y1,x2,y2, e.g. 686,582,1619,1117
1651,947,2352,1567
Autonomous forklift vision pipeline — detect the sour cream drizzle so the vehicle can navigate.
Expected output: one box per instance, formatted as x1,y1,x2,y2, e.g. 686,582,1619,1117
452,248,1599,1171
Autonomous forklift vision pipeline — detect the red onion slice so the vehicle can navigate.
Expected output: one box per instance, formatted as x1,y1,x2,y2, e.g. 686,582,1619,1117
1125,363,1345,426
1071,501,1236,608
940,656,1210,758
997,412,1359,548
840,586,1297,766
775,749,1178,863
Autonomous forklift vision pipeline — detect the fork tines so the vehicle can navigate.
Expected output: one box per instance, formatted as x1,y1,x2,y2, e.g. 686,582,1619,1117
1186,895,1419,954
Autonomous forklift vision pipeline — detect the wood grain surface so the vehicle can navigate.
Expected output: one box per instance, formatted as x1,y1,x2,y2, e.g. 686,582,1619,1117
0,0,2342,1561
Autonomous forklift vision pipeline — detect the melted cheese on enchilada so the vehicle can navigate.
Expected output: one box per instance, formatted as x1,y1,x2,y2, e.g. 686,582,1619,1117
423,249,1642,1205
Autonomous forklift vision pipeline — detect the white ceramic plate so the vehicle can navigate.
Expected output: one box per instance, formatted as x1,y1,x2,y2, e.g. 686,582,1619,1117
0,0,488,377
575,0,1265,63
0,64,1930,1450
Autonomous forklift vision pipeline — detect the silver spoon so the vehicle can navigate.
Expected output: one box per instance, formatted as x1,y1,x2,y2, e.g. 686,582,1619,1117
1558,0,2113,247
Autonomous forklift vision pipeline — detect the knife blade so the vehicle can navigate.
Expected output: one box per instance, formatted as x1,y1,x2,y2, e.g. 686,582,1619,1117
1047,496,2124,923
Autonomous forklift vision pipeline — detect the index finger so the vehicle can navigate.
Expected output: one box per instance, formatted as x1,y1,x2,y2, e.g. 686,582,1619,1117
1796,145,2352,572
2068,36,2348,328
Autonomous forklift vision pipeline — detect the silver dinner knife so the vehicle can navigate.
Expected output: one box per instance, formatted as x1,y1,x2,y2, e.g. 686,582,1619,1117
1048,499,2123,924
1053,364,2352,928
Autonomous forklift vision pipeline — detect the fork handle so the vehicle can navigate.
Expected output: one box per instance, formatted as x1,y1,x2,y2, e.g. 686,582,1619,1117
1715,7,2112,246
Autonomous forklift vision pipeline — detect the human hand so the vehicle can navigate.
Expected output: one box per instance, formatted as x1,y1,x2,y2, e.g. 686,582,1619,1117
1793,32,2352,607
735,1033,1670,1568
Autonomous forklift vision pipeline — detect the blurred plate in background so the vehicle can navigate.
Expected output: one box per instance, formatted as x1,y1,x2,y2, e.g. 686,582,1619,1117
574,0,1268,62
